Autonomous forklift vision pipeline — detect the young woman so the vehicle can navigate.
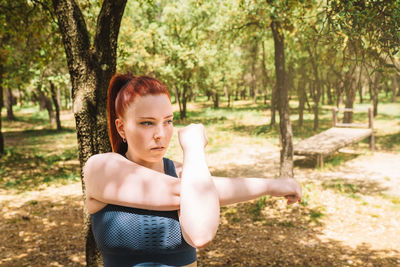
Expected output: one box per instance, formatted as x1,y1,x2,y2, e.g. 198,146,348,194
83,73,302,267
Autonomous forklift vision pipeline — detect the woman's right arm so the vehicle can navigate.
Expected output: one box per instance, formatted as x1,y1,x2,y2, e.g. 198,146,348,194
83,152,181,213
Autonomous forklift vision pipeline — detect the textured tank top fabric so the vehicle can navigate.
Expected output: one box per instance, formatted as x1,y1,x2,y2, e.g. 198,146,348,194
91,158,196,267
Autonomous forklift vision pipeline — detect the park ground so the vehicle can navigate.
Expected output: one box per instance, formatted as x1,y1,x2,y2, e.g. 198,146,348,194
0,99,400,266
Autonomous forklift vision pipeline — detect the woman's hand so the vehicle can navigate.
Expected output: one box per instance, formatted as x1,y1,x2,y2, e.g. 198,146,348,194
178,123,208,152
267,178,302,205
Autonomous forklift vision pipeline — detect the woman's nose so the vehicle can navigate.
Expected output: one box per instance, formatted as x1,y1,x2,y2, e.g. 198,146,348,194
154,125,164,140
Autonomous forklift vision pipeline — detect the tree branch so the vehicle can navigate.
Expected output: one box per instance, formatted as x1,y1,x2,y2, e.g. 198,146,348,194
52,0,91,83
93,0,127,69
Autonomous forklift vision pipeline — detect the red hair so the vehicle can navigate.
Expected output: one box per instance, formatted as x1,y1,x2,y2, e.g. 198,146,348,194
107,73,171,155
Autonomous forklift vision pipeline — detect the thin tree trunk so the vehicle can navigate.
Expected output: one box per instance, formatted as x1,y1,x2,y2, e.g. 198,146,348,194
270,19,293,178
326,82,333,105
343,68,357,123
270,85,276,126
306,47,321,131
224,85,230,108
372,73,380,117
297,80,306,129
181,85,188,119
392,75,398,102
50,81,62,130
57,86,62,111
251,41,258,104
6,88,15,120
0,63,4,156
174,86,182,116
39,89,55,123
261,41,269,106
213,92,219,108
52,0,127,265
357,67,363,103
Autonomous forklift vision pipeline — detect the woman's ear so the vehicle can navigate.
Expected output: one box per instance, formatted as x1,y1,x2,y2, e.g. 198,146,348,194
115,118,126,140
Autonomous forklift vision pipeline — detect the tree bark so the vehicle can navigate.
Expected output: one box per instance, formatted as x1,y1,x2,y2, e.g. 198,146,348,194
343,67,357,123
251,40,258,104
297,80,306,129
270,85,277,126
270,19,293,178
52,0,127,265
50,81,62,130
6,88,15,120
0,62,4,156
213,92,219,108
372,73,380,117
306,46,322,131
261,41,269,106
39,89,55,123
392,75,398,102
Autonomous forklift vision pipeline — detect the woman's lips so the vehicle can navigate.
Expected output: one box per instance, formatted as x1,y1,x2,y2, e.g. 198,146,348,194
151,146,165,151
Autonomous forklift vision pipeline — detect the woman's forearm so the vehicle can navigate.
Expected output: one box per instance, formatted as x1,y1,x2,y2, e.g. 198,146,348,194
179,147,220,248
213,176,302,206
213,177,270,206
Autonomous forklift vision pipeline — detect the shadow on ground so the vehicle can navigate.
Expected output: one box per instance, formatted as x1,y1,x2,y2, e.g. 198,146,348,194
202,161,400,266
0,195,85,267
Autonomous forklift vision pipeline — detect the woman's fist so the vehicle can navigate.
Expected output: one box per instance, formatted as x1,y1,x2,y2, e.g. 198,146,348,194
178,123,208,151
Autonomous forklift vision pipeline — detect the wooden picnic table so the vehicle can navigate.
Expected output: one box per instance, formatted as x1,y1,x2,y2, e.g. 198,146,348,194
294,107,374,168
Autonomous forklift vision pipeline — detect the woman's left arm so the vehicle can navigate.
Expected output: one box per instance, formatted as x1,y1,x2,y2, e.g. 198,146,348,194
212,176,302,206
174,162,301,206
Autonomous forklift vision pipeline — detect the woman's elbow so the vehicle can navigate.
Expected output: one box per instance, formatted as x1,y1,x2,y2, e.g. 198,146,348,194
192,238,213,249
184,231,216,249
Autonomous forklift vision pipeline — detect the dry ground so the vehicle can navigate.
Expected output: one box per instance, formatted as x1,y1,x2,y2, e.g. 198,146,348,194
1,104,399,266
1,145,399,266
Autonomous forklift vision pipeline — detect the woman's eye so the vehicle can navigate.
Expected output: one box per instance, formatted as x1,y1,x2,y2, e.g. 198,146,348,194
140,121,153,126
165,120,173,125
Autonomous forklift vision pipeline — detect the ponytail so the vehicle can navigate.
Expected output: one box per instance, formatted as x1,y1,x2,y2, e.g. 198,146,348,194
107,73,171,155
107,73,134,155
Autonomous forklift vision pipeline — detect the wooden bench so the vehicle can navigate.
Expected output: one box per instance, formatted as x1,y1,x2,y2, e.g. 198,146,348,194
294,107,374,168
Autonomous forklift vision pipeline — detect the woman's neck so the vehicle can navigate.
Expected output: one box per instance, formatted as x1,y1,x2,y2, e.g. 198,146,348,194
125,152,164,173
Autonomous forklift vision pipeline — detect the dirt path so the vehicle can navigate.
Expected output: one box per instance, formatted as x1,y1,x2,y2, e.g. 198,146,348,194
1,150,400,266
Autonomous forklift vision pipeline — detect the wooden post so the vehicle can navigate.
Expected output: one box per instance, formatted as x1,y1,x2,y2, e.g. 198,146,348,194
368,107,375,150
317,154,324,169
332,107,338,127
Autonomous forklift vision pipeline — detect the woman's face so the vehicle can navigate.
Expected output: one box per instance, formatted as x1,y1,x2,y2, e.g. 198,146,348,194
116,94,174,168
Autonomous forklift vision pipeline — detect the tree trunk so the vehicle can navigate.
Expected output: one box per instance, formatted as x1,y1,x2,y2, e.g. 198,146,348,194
50,81,62,130
270,19,293,178
181,82,189,119
306,47,321,131
39,89,55,124
0,62,4,156
297,80,306,129
392,75,398,102
326,82,333,105
57,86,62,111
261,41,269,106
6,88,15,120
270,85,276,126
52,0,127,265
343,69,357,123
251,41,258,104
213,92,219,108
372,73,380,117
224,85,230,108
174,86,182,116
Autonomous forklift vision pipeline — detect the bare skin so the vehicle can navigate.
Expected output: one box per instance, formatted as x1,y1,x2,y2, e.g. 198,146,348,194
84,94,302,266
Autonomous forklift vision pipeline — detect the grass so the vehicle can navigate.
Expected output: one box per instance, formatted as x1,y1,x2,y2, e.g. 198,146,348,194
321,179,361,199
1,105,79,191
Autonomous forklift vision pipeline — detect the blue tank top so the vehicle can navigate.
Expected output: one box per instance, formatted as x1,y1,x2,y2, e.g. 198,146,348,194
91,158,196,267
